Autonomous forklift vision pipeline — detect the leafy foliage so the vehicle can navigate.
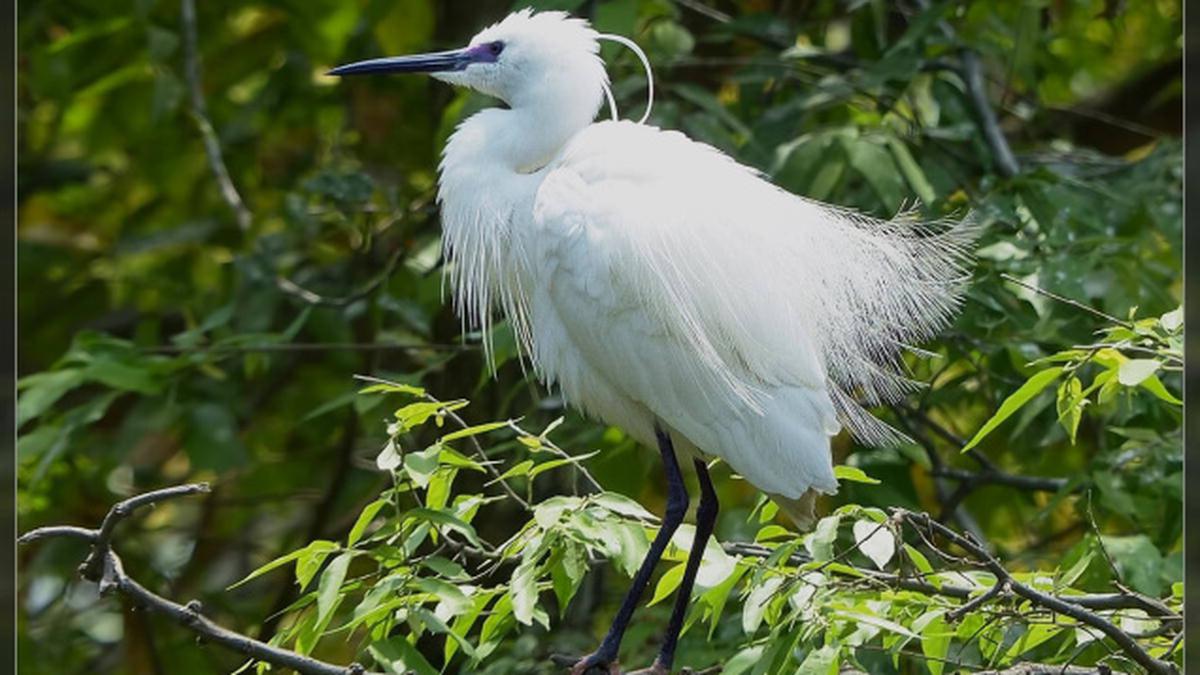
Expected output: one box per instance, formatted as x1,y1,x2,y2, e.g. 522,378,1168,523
18,1,1180,674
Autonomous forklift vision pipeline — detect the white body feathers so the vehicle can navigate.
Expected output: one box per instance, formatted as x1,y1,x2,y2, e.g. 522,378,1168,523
432,10,975,507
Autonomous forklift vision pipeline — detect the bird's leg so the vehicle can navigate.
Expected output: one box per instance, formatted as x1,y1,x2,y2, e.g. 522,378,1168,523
571,427,689,675
635,459,719,675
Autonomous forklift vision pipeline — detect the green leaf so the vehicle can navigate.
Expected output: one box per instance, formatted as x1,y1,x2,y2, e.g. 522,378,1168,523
358,382,426,397
82,356,163,394
229,540,338,590
834,610,919,639
394,399,467,431
1101,534,1164,595
16,369,85,428
741,575,782,634
441,420,510,442
316,552,352,625
404,446,442,488
903,544,939,589
510,555,539,626
1056,549,1094,592
1160,306,1183,333
962,367,1064,452
487,459,533,485
805,514,841,561
796,644,839,675
887,138,937,205
1055,375,1085,445
370,636,439,675
528,450,600,480
551,544,586,614
347,499,387,547
649,563,686,606
722,645,765,675
755,525,792,542
852,519,895,569
406,508,484,548
425,468,456,511
701,564,748,639
1003,622,1064,661
446,591,493,664
919,612,951,675
834,465,881,484
1139,374,1182,405
1117,359,1160,386
590,492,657,521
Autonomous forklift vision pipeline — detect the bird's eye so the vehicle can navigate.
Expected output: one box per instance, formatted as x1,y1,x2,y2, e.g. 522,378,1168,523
488,41,505,56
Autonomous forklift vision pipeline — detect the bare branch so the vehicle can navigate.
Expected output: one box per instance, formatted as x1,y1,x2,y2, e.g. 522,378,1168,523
146,341,476,355
931,466,1069,493
722,539,1180,622
80,483,212,581
947,579,1009,622
892,509,1178,675
910,0,1020,177
276,248,405,308
17,526,97,545
180,0,253,232
19,485,377,675
959,49,1019,178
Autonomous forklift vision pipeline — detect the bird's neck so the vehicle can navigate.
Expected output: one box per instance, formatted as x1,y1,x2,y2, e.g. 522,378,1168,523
497,95,602,173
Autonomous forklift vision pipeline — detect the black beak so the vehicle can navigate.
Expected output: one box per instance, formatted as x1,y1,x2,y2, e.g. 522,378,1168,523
327,48,473,76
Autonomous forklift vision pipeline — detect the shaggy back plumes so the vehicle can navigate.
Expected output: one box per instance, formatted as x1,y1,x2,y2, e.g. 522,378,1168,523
534,121,979,447
800,203,978,444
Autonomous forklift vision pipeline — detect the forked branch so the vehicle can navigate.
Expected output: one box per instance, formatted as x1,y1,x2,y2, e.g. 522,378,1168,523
19,484,378,675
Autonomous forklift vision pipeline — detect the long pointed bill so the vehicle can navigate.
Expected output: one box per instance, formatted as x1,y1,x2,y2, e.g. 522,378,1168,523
328,47,481,76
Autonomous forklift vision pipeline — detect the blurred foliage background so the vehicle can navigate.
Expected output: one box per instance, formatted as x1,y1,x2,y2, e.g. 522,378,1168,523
17,0,1181,673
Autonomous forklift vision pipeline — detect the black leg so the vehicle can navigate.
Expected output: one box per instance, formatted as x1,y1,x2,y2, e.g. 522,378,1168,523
651,458,719,672
572,427,689,674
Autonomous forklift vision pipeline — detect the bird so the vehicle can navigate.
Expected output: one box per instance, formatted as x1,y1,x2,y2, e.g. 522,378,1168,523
330,9,975,675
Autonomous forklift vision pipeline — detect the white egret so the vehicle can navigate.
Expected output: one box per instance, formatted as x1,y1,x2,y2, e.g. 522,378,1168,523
331,10,975,674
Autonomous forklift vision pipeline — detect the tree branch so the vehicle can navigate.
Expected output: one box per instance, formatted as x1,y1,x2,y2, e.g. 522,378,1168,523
908,0,1019,177
959,49,1020,178
892,509,1178,675
79,483,212,581
19,484,378,675
930,466,1069,493
180,0,252,232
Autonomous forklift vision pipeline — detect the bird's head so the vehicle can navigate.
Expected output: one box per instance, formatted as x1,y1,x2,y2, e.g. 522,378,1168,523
329,9,608,111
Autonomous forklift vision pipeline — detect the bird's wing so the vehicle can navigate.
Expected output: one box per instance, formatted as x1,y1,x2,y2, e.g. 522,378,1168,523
530,121,975,451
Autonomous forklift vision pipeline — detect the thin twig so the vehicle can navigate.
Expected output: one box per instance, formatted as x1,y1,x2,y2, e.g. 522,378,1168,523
353,374,533,512
506,420,605,494
1000,274,1131,327
670,0,732,23
435,402,533,512
947,579,1010,622
20,486,375,675
276,248,405,308
147,342,475,355
180,0,252,232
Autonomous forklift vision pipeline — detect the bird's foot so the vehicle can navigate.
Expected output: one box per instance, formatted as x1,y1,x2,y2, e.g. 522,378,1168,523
561,652,621,675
